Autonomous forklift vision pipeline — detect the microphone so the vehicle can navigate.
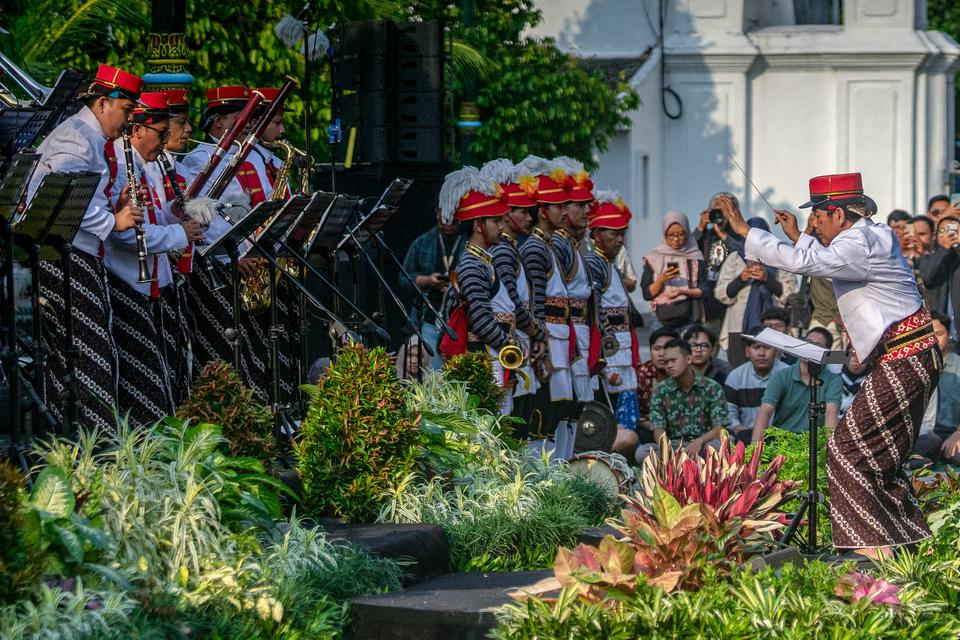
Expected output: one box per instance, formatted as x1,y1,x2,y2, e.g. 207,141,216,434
274,4,310,47
362,316,391,343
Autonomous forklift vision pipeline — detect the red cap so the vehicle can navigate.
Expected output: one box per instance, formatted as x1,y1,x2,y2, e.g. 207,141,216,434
535,174,571,205
205,85,250,109
502,182,537,208
799,172,864,209
589,197,631,230
253,87,292,112
164,88,189,112
566,172,594,202
454,190,510,222
90,64,143,102
131,92,170,122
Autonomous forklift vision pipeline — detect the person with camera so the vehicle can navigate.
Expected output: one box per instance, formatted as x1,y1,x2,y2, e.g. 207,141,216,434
641,210,706,329
724,171,940,561
918,215,960,352
696,193,745,329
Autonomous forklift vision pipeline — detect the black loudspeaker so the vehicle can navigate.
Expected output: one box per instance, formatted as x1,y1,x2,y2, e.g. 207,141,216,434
335,21,445,164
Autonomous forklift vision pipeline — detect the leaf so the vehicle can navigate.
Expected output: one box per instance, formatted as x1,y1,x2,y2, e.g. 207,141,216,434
51,523,84,564
29,466,75,519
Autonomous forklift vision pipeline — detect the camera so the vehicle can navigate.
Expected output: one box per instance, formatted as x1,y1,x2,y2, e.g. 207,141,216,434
709,208,724,224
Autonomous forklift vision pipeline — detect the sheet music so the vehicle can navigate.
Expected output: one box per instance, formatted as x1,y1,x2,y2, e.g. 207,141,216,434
750,328,830,364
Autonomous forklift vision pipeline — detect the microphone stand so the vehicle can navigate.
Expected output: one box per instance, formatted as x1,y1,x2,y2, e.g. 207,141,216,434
343,226,436,358
372,231,458,342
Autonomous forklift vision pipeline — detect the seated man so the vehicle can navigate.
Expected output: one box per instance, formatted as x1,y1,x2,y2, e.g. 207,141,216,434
839,350,870,418
635,339,729,462
914,311,960,464
636,327,679,436
724,329,787,444
761,306,797,364
683,323,732,386
751,327,842,442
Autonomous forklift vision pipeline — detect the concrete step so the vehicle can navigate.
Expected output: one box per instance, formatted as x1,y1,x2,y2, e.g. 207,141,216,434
346,570,551,640
317,518,450,585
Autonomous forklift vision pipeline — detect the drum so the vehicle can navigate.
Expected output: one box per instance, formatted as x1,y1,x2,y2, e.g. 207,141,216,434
565,450,635,499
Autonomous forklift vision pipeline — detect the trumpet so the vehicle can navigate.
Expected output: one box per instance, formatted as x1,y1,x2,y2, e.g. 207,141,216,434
498,343,525,370
121,126,153,284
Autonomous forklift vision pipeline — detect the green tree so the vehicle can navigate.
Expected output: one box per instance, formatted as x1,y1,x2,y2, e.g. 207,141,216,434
928,0,960,131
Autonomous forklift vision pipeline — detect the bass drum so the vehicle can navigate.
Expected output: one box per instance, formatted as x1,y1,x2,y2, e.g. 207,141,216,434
565,451,635,499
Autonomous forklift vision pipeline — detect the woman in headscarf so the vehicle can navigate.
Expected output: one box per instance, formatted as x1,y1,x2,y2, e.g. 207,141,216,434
641,210,706,329
714,217,799,350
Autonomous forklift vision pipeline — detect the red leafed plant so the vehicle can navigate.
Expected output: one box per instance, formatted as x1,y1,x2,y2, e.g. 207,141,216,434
835,572,902,608
635,432,799,535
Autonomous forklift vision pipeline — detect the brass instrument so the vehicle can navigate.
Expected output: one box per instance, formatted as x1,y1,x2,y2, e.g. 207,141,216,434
239,139,305,314
0,52,52,105
121,127,153,283
498,343,524,370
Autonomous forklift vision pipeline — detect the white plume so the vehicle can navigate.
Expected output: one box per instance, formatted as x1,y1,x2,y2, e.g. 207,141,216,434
593,189,622,205
552,155,585,175
516,155,552,177
302,30,331,61
275,14,307,48
438,166,490,224
479,158,515,186
184,197,220,226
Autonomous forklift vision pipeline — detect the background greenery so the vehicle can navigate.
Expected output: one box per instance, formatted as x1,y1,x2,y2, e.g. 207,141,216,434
928,0,960,131
0,0,637,167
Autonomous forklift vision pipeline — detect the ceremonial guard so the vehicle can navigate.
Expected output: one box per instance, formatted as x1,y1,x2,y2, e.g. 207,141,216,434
247,87,291,201
726,172,940,557
105,92,203,425
439,166,516,414
27,64,145,434
518,156,575,456
586,191,641,452
481,159,546,435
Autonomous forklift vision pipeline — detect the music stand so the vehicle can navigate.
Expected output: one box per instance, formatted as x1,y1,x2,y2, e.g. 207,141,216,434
197,200,284,371
748,327,849,554
335,178,413,253
304,193,358,257
0,151,39,221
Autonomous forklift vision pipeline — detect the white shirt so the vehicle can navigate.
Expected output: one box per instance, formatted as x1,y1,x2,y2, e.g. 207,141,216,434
745,217,921,358
26,106,116,256
247,144,287,201
180,136,249,206
104,140,187,294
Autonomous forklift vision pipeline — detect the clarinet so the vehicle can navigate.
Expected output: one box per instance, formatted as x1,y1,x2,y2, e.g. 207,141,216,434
157,152,194,274
121,127,153,283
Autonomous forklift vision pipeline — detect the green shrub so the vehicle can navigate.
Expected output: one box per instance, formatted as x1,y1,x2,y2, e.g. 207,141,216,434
0,463,42,603
177,360,276,467
443,352,504,414
297,343,421,522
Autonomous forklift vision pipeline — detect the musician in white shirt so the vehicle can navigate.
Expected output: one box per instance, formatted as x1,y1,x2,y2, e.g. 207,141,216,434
721,172,939,560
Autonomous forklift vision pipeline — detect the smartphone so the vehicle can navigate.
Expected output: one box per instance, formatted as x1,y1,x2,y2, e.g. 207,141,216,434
666,261,679,271
906,222,915,237
437,274,450,282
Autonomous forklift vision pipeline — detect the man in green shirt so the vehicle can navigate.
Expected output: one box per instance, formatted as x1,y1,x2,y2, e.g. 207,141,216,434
751,327,842,441
635,338,730,462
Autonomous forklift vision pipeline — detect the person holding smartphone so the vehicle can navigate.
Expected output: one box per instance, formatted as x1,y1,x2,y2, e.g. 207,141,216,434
641,210,706,329
918,215,960,349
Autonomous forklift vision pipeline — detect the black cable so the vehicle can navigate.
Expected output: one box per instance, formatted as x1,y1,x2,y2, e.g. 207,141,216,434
658,0,682,120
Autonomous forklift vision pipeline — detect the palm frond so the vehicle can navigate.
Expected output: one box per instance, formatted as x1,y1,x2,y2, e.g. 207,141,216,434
20,0,148,65
449,40,491,85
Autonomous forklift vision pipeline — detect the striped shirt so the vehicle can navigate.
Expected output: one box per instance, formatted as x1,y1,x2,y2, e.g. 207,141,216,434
490,234,544,340
586,250,611,327
519,227,552,322
553,228,578,282
457,244,511,350
724,359,789,430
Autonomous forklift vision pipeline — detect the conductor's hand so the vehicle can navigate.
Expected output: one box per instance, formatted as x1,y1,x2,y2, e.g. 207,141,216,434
719,195,749,237
181,220,205,244
774,209,802,243
238,258,260,279
113,204,144,232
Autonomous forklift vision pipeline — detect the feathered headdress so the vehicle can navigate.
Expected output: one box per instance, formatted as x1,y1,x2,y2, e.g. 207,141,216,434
553,156,594,201
438,166,497,224
589,189,631,229
517,155,553,178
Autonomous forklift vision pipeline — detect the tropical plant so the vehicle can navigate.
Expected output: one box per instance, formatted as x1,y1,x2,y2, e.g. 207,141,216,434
0,579,135,640
0,463,42,603
442,351,505,414
177,360,277,467
296,342,421,522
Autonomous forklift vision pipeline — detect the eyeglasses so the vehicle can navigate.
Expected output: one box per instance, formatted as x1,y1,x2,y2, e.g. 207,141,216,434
665,232,688,240
688,342,712,350
140,124,171,141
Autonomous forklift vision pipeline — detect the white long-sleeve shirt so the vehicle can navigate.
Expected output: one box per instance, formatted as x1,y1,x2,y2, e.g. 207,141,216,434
744,217,922,359
26,106,116,256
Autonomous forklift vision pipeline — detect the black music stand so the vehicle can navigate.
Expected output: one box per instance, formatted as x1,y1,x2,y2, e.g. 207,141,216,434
15,171,98,438
196,200,284,371
749,327,849,554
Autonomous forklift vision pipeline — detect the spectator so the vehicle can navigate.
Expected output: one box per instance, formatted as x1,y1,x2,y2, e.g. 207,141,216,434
400,209,467,368
751,327,842,442
839,351,870,417
308,357,331,384
714,217,798,351
635,339,729,462
682,323,732,385
724,329,788,444
761,307,799,364
636,327,680,435
395,336,430,381
918,215,960,350
911,215,935,258
695,192,745,328
887,209,914,257
642,210,706,329
914,311,960,464
927,194,957,224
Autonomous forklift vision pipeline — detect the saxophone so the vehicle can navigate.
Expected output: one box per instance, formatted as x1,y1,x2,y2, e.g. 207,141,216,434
239,139,309,314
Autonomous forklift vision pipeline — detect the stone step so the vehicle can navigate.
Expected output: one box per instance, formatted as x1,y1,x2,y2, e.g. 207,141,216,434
346,570,551,640
317,518,450,585
577,524,619,547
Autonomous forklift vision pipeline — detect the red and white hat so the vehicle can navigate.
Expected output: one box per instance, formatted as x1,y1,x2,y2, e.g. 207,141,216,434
479,158,538,209
253,86,292,113
439,166,510,224
164,88,190,114
552,156,594,202
130,91,170,123
588,190,631,230
205,85,250,110
85,64,143,102
517,155,571,205
799,172,877,216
